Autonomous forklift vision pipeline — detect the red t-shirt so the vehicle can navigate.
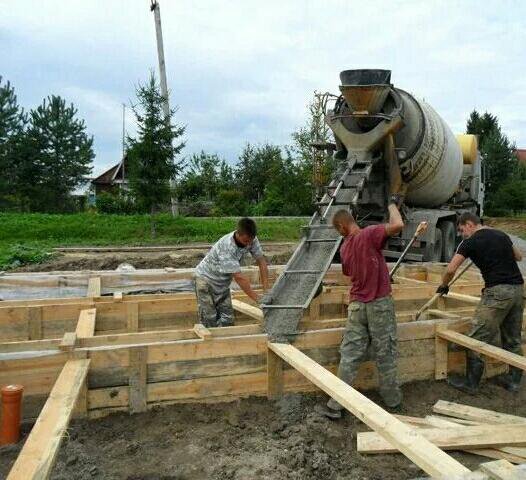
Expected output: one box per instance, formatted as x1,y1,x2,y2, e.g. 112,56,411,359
340,224,391,303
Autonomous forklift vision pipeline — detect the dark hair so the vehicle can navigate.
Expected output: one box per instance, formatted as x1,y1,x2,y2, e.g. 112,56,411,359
332,209,355,226
237,217,257,238
458,212,481,226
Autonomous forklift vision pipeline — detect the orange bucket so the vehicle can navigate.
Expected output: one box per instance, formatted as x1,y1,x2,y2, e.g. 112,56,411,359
0,385,24,445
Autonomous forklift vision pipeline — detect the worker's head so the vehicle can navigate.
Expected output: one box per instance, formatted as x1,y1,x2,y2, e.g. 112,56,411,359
236,217,257,247
332,209,356,236
457,213,481,239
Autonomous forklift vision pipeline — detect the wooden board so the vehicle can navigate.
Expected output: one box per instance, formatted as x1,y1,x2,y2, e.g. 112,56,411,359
433,401,526,425
75,309,96,339
231,299,263,321
479,460,526,480
87,277,101,298
437,330,526,371
357,424,526,453
7,359,90,480
268,342,470,479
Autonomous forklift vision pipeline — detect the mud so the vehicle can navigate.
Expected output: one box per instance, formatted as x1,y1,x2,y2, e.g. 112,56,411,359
12,244,296,273
2,380,525,479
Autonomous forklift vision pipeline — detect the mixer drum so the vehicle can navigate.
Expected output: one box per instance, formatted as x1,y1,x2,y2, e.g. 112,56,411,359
394,90,463,208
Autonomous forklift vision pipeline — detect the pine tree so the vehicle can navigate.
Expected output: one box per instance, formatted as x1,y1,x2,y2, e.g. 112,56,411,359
25,95,94,211
0,77,26,208
126,73,185,236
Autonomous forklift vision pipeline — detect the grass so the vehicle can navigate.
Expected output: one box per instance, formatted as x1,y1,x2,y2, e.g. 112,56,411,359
0,213,306,269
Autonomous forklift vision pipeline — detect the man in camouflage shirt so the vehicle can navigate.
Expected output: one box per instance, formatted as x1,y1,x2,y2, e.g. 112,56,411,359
438,213,524,394
320,197,406,419
194,218,269,327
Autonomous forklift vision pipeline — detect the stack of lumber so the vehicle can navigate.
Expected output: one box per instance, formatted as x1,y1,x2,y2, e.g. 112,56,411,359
358,400,526,467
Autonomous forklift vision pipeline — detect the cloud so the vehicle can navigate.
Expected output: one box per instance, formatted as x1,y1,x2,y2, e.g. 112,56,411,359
1,0,525,179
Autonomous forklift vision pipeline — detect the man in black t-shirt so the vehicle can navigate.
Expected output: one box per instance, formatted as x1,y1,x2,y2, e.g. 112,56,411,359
437,213,524,394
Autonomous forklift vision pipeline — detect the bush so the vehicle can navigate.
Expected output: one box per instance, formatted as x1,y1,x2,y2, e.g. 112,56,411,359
181,200,214,217
96,192,138,215
212,190,249,216
2,243,54,269
485,179,526,216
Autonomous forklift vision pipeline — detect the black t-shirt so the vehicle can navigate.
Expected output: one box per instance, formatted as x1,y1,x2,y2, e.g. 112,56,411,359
456,228,524,288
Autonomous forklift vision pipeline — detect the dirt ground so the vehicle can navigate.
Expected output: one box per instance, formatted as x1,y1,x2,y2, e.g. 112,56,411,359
12,243,297,273
1,379,525,480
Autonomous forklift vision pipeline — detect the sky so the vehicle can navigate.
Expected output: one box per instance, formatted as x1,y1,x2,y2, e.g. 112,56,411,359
1,0,525,177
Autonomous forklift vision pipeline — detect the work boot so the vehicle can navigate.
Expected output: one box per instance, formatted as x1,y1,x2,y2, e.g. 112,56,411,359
315,400,343,420
381,388,403,410
493,367,523,393
447,357,484,394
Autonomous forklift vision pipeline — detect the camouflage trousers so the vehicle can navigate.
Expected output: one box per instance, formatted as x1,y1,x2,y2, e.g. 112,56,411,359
466,284,524,362
194,276,234,328
327,296,402,409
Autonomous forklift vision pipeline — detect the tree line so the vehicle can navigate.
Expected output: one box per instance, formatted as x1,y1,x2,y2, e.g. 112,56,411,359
1,73,524,219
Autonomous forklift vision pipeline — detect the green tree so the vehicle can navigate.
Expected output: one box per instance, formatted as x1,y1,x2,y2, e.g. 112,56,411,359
24,95,94,211
466,110,518,198
0,77,27,208
126,73,185,236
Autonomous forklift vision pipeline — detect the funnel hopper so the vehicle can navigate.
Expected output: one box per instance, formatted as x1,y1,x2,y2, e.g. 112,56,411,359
339,69,391,115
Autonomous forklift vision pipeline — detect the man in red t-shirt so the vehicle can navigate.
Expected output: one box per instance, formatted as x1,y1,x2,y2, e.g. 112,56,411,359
321,199,405,418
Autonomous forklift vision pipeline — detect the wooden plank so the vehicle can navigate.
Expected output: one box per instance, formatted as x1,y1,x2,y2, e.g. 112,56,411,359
27,307,43,340
267,347,283,400
428,309,462,319
113,292,123,302
87,276,101,298
435,323,449,380
129,346,147,413
59,331,77,352
357,424,526,453
268,342,470,479
75,309,96,339
7,359,90,480
438,330,526,371
447,292,481,305
193,323,212,340
469,449,526,465
231,299,263,321
434,401,526,426
479,460,525,480
126,302,139,332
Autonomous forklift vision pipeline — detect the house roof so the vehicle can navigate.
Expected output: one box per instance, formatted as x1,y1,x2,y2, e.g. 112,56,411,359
91,156,127,185
515,149,526,164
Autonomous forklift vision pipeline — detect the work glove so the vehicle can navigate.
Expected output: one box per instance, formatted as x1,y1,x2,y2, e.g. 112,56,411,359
436,284,449,296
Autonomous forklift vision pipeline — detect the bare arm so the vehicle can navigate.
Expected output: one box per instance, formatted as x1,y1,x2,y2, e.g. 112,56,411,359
255,256,270,290
233,272,259,303
385,203,404,237
513,245,523,262
441,253,466,286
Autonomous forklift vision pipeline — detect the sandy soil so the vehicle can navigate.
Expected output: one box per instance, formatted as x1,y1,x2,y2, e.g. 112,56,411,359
1,379,525,480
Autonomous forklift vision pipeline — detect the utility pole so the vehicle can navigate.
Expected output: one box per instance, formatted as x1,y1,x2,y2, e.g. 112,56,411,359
150,0,178,215
122,103,126,189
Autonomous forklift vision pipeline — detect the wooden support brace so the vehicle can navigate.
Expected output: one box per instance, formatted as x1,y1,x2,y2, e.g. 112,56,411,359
232,299,263,322
193,323,212,340
126,302,139,332
268,342,470,479
76,308,96,339
7,359,90,480
267,347,284,400
59,331,77,352
27,306,42,340
113,291,123,302
129,346,147,413
435,323,449,380
437,330,526,371
87,276,101,298
446,292,481,305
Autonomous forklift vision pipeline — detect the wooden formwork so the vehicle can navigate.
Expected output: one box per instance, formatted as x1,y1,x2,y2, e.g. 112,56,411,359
1,263,525,479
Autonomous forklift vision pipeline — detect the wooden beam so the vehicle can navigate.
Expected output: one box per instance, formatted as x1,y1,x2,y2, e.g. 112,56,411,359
129,346,147,413
446,292,481,305
435,323,449,380
113,291,123,302
267,347,284,400
27,307,43,340
232,299,263,322
268,342,470,478
87,276,101,298
126,302,139,332
433,400,526,425
193,323,212,341
75,309,96,339
437,330,526,371
479,460,524,480
59,331,77,352
358,424,526,453
7,359,90,480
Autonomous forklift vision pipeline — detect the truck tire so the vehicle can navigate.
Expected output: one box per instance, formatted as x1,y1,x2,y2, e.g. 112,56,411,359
439,221,456,262
426,228,443,262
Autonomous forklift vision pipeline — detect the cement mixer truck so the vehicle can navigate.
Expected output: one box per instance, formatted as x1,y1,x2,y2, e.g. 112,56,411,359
262,69,485,340
319,69,485,262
